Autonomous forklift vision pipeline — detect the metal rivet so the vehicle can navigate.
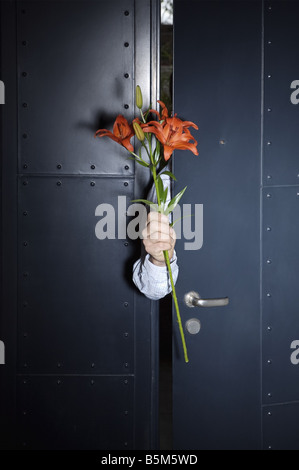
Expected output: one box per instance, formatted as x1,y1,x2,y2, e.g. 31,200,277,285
267,360,272,365
124,332,129,338
23,411,27,415
267,259,272,265
90,181,95,187
124,11,130,16
267,141,272,146
268,6,272,11
268,446,272,450
124,104,129,110
124,302,129,308
124,379,128,385
57,363,61,368
23,380,27,384
22,72,27,77
57,181,62,186
267,108,272,112
124,442,128,447
267,74,272,79
297,192,299,197
24,363,28,368
124,73,130,79
267,293,272,298
124,165,129,170
219,140,226,145
23,164,28,169
268,411,272,416
124,363,129,368
124,182,129,187
23,241,28,247
268,393,272,397
91,363,95,368
91,165,96,170
124,410,129,416
267,227,272,232
268,40,272,45
23,211,28,216
267,193,272,198
22,102,28,108
22,40,28,46
267,175,272,180
57,380,61,385
124,242,129,247
124,42,129,47
90,380,95,385
267,327,272,332
57,164,62,170
23,133,28,139
23,181,28,186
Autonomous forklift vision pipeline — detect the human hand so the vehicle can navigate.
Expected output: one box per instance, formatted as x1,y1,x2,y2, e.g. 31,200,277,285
142,212,176,266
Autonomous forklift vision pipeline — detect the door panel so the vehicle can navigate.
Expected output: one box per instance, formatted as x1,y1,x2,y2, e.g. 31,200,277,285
18,376,134,450
18,0,134,176
264,1,299,185
263,187,299,405
173,0,262,450
1,0,159,450
18,176,134,375
263,403,299,451
174,0,299,450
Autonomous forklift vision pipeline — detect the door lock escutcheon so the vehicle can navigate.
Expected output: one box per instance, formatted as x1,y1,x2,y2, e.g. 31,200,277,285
185,318,201,335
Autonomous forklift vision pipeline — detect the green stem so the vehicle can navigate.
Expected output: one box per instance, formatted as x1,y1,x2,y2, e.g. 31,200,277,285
164,251,189,364
151,162,189,363
140,109,146,124
152,166,161,207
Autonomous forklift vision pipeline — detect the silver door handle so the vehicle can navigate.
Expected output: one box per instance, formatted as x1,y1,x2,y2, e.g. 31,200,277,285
184,291,229,308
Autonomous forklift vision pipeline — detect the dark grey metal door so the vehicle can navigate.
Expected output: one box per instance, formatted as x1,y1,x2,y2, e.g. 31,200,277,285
173,0,299,450
0,0,160,450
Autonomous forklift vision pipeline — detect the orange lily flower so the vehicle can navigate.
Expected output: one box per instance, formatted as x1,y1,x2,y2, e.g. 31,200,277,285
95,115,134,152
142,114,199,161
149,100,169,121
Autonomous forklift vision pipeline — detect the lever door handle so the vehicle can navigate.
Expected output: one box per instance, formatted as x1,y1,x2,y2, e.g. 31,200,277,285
184,291,229,308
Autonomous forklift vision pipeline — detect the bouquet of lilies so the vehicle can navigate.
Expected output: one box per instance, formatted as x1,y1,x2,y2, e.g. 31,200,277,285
95,86,199,363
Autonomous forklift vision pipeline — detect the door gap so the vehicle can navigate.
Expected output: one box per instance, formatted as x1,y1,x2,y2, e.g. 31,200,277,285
159,0,173,451
159,295,173,450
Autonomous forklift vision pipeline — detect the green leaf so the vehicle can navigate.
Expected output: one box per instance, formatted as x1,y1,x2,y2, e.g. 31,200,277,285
164,186,168,205
135,159,149,168
128,151,149,167
164,186,187,215
154,140,161,164
131,199,159,211
157,176,166,204
160,170,177,182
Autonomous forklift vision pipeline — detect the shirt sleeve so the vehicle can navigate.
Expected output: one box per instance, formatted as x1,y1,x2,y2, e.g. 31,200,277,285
132,252,179,301
132,172,179,300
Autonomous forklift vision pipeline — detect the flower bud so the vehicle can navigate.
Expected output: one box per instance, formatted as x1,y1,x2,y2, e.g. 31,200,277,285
133,121,145,142
136,85,143,110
